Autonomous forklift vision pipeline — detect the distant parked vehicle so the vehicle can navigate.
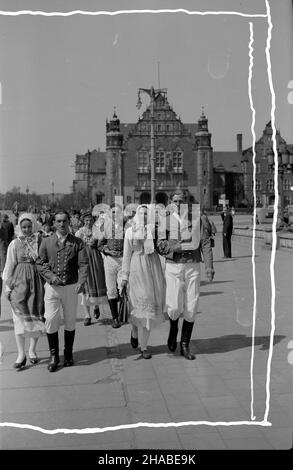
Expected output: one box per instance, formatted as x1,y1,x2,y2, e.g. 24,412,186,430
267,205,275,217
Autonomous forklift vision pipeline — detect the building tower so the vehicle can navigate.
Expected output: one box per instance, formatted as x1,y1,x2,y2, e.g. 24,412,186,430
105,110,124,205
194,109,213,209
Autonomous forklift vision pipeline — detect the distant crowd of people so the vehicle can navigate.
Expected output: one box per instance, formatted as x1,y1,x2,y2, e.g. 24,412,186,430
0,194,236,372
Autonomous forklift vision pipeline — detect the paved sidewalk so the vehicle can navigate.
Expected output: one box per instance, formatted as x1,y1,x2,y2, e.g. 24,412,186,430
0,235,292,450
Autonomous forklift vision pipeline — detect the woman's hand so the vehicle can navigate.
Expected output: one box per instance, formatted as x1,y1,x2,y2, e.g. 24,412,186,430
6,290,12,301
75,283,85,294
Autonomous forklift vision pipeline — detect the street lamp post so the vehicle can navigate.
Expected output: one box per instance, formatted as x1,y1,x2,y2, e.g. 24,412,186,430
26,185,29,210
87,150,91,206
267,148,293,220
50,180,55,207
136,86,167,204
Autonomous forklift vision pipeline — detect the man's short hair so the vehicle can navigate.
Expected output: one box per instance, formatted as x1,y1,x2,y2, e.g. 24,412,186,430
170,190,186,202
54,210,70,221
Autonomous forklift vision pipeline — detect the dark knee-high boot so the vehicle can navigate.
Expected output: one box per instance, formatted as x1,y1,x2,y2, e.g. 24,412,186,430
64,330,75,367
108,298,121,328
167,318,179,352
180,320,196,360
47,332,60,372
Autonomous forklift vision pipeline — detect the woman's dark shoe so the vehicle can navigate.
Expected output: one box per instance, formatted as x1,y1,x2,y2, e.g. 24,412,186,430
29,355,39,364
130,333,138,349
141,350,152,359
84,317,92,326
93,307,100,319
13,356,27,369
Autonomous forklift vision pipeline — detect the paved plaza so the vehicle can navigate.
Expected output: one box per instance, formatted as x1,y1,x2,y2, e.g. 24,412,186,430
0,231,292,450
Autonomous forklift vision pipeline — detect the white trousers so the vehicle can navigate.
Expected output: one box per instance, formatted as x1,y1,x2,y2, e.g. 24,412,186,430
165,261,201,322
102,255,123,300
44,283,78,333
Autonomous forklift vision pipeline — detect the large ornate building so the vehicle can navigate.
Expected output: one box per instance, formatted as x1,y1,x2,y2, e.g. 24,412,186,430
73,89,244,209
242,121,293,207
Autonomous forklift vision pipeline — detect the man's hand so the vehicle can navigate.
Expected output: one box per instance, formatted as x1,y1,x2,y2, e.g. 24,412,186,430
172,241,184,253
120,280,128,294
75,283,85,294
206,270,215,282
51,276,63,286
103,248,120,257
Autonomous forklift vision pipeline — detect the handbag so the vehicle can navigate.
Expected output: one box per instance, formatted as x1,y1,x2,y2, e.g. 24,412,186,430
118,291,129,324
210,237,215,248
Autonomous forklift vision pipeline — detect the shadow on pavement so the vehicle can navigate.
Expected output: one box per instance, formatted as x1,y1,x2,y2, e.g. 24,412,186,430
73,334,286,366
232,255,259,259
0,325,15,332
191,334,286,354
200,291,224,296
214,259,236,263
201,280,233,286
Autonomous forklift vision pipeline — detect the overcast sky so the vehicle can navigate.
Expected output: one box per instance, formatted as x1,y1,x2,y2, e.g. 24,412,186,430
0,0,292,194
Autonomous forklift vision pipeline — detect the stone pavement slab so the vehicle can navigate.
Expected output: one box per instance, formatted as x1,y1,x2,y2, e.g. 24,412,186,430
0,235,292,450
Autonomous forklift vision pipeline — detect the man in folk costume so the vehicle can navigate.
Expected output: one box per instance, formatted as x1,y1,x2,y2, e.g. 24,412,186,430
97,203,126,328
157,191,214,360
36,210,88,372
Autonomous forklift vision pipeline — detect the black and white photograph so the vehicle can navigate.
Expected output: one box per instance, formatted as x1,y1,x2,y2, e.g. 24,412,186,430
0,0,292,457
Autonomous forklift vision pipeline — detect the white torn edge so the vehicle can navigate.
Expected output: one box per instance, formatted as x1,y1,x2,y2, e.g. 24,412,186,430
0,9,267,17
263,0,276,424
0,6,270,437
0,420,272,434
248,21,257,422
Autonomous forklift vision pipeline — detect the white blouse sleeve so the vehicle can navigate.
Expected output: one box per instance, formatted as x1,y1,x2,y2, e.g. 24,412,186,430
75,228,83,239
2,240,17,291
121,227,133,281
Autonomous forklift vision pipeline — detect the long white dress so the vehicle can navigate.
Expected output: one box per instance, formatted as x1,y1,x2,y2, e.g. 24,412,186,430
121,226,166,331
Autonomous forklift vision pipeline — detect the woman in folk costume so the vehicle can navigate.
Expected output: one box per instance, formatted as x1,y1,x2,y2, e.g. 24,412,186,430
120,204,166,359
75,211,108,326
2,213,46,368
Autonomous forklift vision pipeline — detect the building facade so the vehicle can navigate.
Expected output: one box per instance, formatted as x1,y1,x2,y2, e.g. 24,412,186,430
242,121,293,207
213,134,245,208
73,89,244,209
73,149,106,206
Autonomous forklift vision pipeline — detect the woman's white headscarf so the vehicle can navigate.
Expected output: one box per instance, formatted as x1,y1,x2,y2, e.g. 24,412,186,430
15,213,42,238
132,204,156,254
14,213,42,260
